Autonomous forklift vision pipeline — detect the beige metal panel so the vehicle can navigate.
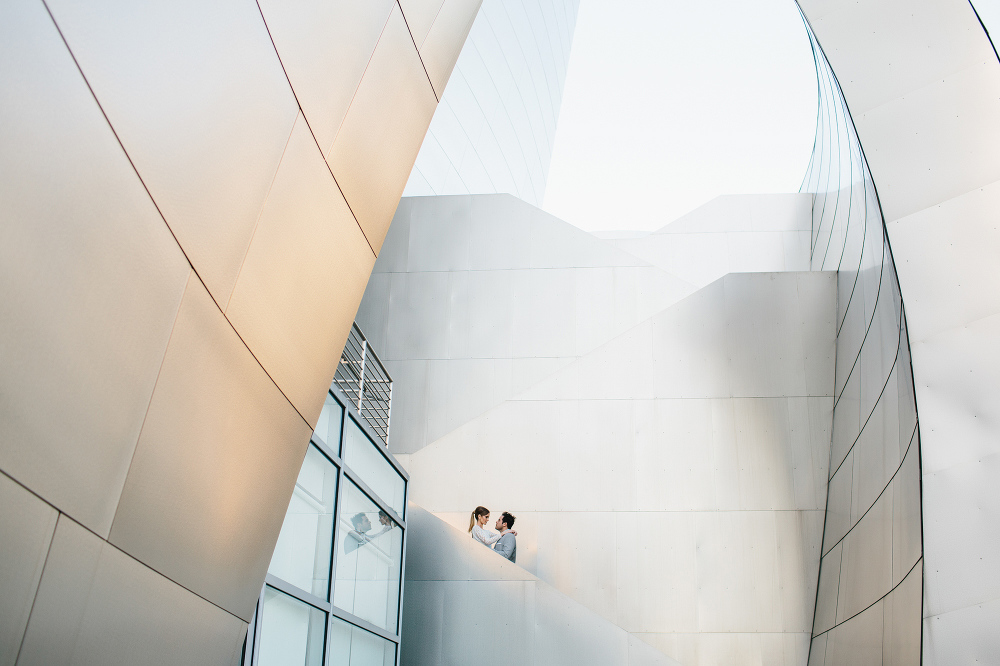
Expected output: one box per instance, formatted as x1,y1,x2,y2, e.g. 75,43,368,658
0,0,189,536
256,0,394,156
892,431,922,586
225,114,376,425
108,277,312,621
836,486,893,623
813,543,843,635
823,453,853,555
398,0,446,48
883,559,922,666
803,0,986,115
0,473,57,666
830,369,861,475
18,516,246,666
809,632,828,666
856,59,1000,223
886,181,1000,342
44,0,298,306
824,599,884,666
327,6,439,253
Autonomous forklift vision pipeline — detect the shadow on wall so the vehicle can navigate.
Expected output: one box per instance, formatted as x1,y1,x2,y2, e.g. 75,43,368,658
400,504,681,666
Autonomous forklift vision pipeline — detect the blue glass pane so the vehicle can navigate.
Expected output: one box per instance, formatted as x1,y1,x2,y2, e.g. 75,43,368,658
343,417,405,515
328,616,396,666
268,445,338,599
333,479,403,633
258,587,325,666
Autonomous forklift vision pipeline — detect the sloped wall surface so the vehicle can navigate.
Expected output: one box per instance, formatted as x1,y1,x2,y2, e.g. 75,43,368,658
401,505,682,666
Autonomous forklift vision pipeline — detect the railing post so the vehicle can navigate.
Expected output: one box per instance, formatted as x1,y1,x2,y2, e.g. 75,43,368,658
357,335,367,413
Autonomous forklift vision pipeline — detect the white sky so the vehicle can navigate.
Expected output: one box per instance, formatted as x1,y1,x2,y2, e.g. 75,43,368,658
542,0,819,233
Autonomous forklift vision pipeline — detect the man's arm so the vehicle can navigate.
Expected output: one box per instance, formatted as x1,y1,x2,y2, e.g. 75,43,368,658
494,533,514,561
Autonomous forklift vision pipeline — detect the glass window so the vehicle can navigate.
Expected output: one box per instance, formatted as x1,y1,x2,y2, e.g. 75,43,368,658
328,617,396,666
343,417,405,516
258,587,326,666
268,445,338,599
333,479,403,633
314,393,344,452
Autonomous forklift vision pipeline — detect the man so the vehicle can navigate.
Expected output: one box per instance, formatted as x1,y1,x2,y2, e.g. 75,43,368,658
493,511,517,563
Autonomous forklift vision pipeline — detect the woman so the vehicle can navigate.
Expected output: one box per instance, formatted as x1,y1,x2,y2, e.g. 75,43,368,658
468,506,507,547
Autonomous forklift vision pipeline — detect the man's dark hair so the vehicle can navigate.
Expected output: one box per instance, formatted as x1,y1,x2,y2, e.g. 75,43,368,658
351,512,368,530
501,511,516,529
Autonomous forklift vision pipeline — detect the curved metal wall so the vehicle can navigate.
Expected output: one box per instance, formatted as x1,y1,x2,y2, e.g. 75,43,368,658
0,0,479,663
798,16,923,666
402,0,579,205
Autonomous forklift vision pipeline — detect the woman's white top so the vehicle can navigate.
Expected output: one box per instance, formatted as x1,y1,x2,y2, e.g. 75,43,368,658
472,524,501,547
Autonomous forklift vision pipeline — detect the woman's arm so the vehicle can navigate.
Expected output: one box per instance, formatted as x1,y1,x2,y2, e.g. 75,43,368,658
472,524,502,546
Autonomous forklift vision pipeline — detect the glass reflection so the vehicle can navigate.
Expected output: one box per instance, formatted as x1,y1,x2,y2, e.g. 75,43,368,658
328,616,396,666
333,480,403,633
259,587,326,666
314,393,344,452
343,417,405,516
268,445,337,599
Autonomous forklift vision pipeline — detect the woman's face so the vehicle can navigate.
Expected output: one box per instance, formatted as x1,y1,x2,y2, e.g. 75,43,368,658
479,513,490,527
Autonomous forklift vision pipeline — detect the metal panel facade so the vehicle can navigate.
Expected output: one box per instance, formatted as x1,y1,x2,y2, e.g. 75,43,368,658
0,0,479,660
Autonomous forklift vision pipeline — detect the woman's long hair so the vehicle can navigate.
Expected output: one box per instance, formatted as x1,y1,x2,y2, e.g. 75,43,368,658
468,506,489,532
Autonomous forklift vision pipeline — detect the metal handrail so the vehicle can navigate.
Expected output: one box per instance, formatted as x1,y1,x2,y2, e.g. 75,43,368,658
333,323,392,446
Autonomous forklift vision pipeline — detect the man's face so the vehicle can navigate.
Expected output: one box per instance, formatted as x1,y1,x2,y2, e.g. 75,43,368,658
359,516,372,532
495,516,506,531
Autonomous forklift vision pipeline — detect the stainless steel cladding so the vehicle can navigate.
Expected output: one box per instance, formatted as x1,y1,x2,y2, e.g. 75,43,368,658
0,0,481,662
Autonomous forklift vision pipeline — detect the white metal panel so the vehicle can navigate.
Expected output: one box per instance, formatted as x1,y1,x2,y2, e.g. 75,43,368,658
858,58,1000,223
922,593,1000,666
886,181,1000,342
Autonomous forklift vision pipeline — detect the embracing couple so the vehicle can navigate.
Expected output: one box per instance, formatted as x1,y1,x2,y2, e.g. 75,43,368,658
467,506,516,563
